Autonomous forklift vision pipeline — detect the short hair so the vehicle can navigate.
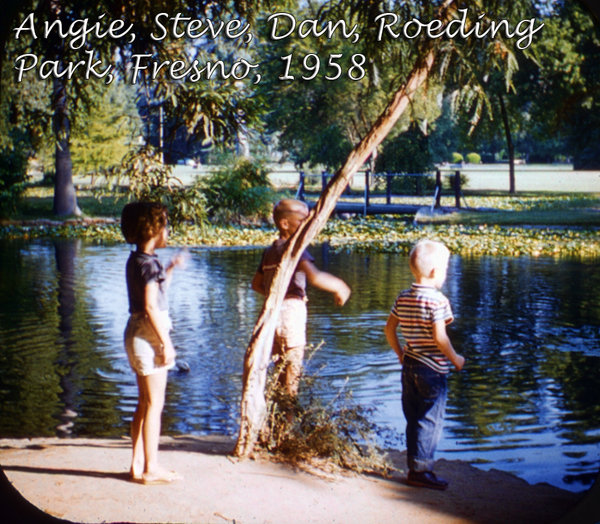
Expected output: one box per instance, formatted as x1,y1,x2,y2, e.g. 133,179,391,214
272,199,308,230
121,201,168,244
409,239,450,278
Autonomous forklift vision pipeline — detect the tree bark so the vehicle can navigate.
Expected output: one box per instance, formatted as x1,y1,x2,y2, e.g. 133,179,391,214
49,0,80,217
498,93,516,194
52,75,81,216
233,1,456,457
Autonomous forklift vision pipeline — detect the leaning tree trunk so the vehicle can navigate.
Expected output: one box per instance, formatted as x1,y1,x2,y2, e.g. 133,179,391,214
498,93,516,195
234,0,456,458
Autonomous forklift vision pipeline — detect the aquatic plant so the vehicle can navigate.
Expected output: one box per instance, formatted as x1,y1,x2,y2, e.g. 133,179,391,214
320,218,600,258
1,217,598,258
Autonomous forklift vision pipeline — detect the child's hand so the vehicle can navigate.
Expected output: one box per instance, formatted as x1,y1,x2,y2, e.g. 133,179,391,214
161,341,176,366
454,354,465,371
333,282,351,306
169,249,190,270
398,345,406,364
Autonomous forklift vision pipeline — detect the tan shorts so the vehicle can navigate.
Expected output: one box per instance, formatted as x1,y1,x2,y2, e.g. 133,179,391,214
124,311,175,376
273,298,307,364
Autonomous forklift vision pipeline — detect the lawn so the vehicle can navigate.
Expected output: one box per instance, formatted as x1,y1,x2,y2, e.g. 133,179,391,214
417,192,600,226
6,186,128,220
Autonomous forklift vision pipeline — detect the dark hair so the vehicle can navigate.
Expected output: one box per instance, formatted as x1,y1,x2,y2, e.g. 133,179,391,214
121,202,168,244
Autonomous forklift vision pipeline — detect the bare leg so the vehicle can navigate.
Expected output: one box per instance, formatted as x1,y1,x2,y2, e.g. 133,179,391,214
282,345,304,397
141,369,166,474
130,373,148,480
139,369,180,483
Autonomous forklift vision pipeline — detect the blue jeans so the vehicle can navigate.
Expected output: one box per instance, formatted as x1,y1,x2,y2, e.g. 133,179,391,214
402,356,448,473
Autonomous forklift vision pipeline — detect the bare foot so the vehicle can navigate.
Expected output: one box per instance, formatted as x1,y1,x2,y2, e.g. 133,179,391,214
129,465,144,482
141,468,182,485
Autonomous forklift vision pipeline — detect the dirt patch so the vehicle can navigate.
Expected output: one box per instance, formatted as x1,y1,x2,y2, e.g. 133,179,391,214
0,435,595,524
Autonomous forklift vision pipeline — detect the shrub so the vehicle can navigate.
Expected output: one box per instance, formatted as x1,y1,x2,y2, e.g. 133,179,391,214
201,157,276,221
375,123,433,175
0,137,29,217
108,146,207,227
450,152,464,164
164,184,208,227
465,152,481,164
373,173,436,196
258,344,394,475
447,172,470,192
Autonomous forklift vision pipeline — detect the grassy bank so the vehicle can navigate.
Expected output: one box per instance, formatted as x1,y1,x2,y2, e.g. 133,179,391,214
419,192,600,227
6,186,128,220
1,187,598,258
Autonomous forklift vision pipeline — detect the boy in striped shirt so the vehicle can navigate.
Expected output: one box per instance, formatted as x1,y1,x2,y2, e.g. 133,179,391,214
385,239,465,490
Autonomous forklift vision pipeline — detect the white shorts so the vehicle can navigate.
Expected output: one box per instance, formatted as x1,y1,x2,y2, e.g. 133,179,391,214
124,311,175,376
274,298,307,352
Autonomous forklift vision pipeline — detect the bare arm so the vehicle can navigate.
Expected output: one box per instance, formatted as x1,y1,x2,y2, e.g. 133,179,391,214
384,314,404,363
299,259,351,306
164,249,189,289
251,271,266,295
144,281,175,366
432,320,465,371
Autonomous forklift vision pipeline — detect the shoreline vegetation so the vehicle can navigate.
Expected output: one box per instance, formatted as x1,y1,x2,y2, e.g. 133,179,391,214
1,187,598,258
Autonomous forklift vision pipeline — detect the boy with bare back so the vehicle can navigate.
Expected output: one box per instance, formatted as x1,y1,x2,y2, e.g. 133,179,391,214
252,199,351,395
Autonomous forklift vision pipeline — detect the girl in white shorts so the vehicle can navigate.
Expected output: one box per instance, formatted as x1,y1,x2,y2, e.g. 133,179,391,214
121,201,187,485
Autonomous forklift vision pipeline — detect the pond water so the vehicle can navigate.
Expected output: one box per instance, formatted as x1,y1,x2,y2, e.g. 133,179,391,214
0,238,599,493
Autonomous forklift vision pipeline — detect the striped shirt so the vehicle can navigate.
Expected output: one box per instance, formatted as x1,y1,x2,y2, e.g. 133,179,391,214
391,283,454,374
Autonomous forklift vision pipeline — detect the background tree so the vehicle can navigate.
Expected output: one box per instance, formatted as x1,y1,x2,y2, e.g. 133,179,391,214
1,0,269,215
0,41,50,215
524,1,600,169
5,0,115,215
255,1,444,172
430,1,600,171
439,0,541,193
71,83,142,181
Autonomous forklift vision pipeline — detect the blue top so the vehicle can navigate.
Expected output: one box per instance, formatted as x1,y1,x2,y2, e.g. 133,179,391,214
126,251,168,314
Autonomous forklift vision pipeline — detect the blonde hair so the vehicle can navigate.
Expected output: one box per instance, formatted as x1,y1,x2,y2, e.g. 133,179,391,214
409,239,450,278
272,199,308,231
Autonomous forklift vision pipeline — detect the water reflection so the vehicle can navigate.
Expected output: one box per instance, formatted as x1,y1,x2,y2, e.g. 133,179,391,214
54,239,79,435
0,240,125,437
440,256,600,490
0,239,598,492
